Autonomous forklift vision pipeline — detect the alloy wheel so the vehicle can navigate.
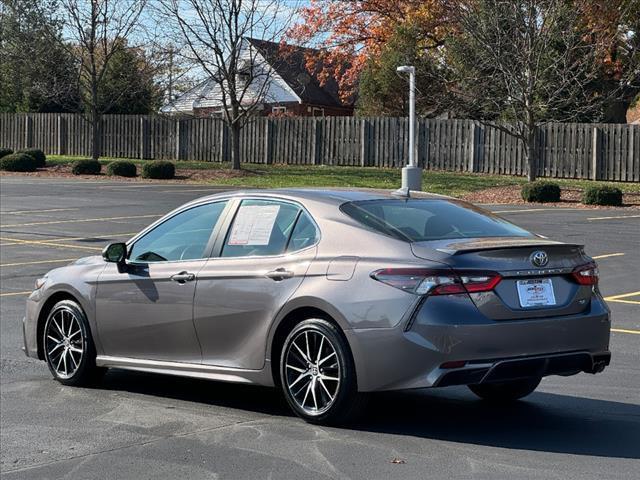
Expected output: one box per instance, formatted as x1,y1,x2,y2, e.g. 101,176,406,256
284,329,341,416
45,307,84,379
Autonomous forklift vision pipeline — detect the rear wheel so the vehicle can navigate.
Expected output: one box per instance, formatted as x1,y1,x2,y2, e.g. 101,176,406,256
43,300,104,386
280,319,366,424
468,377,541,402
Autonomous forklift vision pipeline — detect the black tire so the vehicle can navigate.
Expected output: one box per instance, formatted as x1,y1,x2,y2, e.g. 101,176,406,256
43,300,105,386
280,319,367,424
468,377,541,402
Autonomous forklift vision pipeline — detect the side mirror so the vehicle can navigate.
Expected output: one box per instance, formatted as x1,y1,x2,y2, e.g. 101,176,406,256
102,242,127,264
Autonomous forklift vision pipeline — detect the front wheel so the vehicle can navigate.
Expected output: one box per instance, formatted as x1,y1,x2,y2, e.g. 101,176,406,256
468,377,541,402
43,300,104,386
280,319,366,424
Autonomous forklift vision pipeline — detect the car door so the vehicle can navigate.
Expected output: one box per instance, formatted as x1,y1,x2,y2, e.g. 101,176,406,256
95,200,230,362
194,198,319,369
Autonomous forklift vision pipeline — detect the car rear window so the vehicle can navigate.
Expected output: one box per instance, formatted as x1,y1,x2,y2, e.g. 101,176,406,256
340,199,532,242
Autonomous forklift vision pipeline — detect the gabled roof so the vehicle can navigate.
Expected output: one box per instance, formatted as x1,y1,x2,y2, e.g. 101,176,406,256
246,38,350,108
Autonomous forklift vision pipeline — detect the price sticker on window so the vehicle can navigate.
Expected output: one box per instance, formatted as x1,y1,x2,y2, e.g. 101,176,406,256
228,205,280,245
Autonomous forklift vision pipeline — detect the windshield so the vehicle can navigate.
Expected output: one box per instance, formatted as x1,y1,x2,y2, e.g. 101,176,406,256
340,199,532,242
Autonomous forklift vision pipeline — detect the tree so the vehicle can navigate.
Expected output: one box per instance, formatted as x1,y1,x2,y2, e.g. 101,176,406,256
52,0,150,160
446,0,639,181
97,40,164,114
0,0,79,112
357,25,448,116
157,0,300,170
289,0,453,102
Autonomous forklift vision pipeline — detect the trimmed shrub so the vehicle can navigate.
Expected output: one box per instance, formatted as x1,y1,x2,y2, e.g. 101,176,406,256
72,159,102,175
0,153,38,172
142,160,175,179
521,181,561,203
582,185,623,206
0,148,13,159
17,148,46,167
107,161,137,177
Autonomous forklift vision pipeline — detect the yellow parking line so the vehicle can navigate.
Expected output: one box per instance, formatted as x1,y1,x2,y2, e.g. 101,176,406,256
605,291,640,300
0,237,103,251
587,215,640,221
604,291,640,305
611,328,640,335
592,253,625,260
0,214,160,228
0,291,32,297
492,208,577,214
606,299,640,305
0,232,136,247
0,208,79,215
0,258,77,267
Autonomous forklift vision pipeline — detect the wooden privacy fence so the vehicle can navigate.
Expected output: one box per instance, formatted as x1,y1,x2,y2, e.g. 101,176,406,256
1,113,638,181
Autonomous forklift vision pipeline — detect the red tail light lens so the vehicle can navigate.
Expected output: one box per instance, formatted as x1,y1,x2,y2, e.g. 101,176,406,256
370,268,501,296
572,263,599,285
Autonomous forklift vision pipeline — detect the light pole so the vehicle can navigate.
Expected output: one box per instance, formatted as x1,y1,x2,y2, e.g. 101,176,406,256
395,65,422,194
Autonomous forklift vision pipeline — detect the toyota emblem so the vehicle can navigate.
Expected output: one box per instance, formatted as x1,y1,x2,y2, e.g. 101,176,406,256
530,250,549,267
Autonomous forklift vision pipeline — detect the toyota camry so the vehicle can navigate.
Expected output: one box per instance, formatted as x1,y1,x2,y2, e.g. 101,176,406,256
23,189,611,424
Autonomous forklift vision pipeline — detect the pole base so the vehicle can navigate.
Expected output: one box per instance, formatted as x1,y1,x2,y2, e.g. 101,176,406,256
401,166,422,192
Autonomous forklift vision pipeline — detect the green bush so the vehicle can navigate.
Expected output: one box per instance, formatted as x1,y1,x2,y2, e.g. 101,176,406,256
582,185,623,206
106,161,137,177
17,148,46,167
142,160,175,179
72,159,102,175
521,181,561,203
0,148,13,159
0,153,38,172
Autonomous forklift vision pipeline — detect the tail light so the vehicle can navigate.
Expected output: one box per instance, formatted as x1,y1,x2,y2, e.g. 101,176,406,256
370,268,501,296
572,263,598,285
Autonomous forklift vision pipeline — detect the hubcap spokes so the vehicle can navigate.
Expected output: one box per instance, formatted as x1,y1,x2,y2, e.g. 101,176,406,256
45,309,84,379
285,330,341,415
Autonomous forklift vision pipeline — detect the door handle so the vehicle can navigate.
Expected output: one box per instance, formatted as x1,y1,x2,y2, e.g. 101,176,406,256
170,271,195,283
265,268,294,281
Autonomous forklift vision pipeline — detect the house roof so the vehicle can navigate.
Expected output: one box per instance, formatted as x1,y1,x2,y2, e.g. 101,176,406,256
246,38,350,108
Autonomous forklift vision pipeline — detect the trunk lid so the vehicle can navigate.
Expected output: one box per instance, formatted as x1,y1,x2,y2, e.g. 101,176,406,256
411,237,594,320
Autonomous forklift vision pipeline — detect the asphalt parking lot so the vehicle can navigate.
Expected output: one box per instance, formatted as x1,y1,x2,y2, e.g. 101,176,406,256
1,176,639,479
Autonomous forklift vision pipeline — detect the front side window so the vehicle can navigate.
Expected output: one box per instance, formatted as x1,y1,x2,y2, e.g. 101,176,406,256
129,201,227,262
222,199,304,257
341,199,532,242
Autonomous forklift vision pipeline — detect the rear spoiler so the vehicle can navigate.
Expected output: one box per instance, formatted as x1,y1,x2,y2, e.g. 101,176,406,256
414,237,584,255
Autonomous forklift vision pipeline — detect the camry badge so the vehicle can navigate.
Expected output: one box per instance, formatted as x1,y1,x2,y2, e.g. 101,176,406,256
530,250,549,267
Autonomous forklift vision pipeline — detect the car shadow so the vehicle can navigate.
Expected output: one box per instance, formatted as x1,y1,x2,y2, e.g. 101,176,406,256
99,369,640,460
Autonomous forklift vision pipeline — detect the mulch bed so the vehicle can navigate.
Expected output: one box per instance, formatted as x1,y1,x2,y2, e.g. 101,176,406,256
0,163,253,183
462,185,640,209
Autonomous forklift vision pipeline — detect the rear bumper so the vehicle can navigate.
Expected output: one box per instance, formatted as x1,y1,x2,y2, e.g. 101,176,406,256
436,350,611,387
345,294,611,392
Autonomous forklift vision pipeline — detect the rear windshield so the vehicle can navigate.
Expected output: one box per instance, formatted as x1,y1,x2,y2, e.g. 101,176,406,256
340,199,532,242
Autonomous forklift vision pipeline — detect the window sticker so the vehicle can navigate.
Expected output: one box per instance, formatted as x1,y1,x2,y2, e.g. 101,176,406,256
228,205,280,245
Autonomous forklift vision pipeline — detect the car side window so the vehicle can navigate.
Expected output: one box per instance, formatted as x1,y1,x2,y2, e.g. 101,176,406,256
129,201,227,262
221,199,300,258
287,212,319,253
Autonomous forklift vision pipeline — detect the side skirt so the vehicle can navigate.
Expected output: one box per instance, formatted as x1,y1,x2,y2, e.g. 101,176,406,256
95,355,274,386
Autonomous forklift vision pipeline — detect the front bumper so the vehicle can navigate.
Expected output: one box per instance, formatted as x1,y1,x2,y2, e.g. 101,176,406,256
23,292,41,359
345,294,611,392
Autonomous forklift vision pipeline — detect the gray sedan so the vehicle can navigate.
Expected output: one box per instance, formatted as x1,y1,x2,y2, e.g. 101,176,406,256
23,189,611,424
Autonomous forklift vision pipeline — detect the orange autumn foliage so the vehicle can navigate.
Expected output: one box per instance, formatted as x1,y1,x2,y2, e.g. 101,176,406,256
288,0,455,101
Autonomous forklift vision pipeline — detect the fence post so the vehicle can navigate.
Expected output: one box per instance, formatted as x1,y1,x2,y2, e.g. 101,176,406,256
264,119,273,164
176,118,181,160
24,115,33,149
360,118,369,167
57,115,67,155
139,117,146,159
591,126,601,181
219,121,227,163
468,122,478,172
313,118,322,165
